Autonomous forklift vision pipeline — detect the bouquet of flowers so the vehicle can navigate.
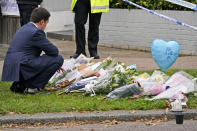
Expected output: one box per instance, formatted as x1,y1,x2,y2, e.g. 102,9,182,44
107,83,142,99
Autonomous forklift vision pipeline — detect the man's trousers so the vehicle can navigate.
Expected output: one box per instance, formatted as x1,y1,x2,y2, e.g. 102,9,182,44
74,0,102,56
19,55,64,89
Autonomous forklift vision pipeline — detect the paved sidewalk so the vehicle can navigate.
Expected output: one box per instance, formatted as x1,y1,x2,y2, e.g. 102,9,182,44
50,39,197,70
0,39,197,76
0,109,197,125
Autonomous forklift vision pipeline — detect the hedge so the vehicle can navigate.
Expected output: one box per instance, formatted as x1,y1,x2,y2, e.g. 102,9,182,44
110,0,197,10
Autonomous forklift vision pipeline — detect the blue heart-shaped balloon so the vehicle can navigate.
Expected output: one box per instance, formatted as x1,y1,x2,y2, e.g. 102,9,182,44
151,39,180,72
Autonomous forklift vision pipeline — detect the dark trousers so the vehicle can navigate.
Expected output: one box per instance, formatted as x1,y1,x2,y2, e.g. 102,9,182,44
19,55,64,89
18,4,38,26
74,0,102,56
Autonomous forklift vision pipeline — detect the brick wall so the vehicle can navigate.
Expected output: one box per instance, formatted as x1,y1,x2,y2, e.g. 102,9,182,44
85,9,197,55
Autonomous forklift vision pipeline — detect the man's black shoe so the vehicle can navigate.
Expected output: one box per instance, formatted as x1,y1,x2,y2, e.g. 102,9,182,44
90,51,100,59
90,54,100,59
10,82,26,93
70,53,87,59
70,53,79,59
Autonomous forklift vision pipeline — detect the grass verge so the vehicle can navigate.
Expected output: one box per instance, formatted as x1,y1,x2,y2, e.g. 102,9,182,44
0,69,197,114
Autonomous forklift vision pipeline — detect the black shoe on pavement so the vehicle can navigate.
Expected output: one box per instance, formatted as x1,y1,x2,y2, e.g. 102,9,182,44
70,53,87,59
90,51,100,59
92,55,100,59
70,53,80,59
90,54,100,59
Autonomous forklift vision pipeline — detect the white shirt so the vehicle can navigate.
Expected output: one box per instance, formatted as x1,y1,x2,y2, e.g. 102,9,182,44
31,22,38,28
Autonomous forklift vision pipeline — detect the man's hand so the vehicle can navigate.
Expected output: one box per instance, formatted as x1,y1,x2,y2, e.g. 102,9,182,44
57,67,66,73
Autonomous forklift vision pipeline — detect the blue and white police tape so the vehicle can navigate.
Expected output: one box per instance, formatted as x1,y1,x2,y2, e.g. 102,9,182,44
165,0,197,11
123,0,197,31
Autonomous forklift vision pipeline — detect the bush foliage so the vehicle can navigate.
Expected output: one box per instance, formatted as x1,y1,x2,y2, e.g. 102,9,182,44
110,0,197,10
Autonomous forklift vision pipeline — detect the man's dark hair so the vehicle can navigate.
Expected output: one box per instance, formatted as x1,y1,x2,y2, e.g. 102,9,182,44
30,7,50,23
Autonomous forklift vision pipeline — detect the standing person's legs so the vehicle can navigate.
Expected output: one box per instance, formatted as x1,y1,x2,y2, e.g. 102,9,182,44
71,0,90,58
88,13,102,59
18,4,25,26
18,4,37,26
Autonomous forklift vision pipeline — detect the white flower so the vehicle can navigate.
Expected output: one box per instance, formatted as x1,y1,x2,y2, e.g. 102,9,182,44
114,64,125,73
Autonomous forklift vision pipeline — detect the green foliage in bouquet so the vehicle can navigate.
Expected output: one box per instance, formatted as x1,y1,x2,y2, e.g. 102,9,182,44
94,57,113,71
47,70,72,87
110,0,197,11
96,62,137,94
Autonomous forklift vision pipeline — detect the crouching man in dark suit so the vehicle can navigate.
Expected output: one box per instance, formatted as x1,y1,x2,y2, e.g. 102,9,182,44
1,8,64,94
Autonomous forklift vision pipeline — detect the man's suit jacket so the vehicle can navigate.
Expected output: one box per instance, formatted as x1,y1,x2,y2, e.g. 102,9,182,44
2,22,59,81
